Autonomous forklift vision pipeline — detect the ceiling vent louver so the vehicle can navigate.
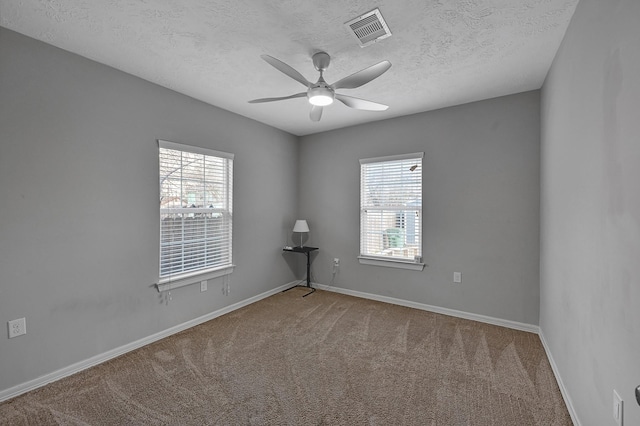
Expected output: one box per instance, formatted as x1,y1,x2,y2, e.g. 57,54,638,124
345,8,392,48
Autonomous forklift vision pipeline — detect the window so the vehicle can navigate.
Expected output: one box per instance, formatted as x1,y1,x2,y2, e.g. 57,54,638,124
359,152,424,270
157,140,234,290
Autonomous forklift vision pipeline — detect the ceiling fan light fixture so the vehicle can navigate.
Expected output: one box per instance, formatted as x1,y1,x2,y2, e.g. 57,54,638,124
308,94,333,106
308,86,334,106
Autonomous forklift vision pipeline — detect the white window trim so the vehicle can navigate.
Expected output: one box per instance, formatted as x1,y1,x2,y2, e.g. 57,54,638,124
358,256,425,271
359,152,424,270
157,140,234,291
158,139,234,160
156,265,235,292
359,152,424,165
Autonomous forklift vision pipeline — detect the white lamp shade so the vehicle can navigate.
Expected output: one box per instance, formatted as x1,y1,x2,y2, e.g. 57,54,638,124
293,220,310,233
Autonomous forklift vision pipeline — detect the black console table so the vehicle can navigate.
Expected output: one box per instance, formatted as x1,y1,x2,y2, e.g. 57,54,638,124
283,246,318,297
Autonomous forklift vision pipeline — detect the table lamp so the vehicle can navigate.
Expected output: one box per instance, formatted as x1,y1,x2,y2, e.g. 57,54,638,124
293,220,309,248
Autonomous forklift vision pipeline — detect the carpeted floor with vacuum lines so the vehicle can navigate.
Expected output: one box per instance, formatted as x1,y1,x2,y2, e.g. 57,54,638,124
0,288,572,425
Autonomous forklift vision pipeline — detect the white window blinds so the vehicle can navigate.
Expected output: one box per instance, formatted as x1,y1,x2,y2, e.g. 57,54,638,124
159,140,233,280
360,153,423,262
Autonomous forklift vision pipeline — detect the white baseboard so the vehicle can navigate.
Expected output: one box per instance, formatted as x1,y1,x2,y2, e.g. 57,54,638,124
0,282,294,403
314,283,539,333
538,329,581,426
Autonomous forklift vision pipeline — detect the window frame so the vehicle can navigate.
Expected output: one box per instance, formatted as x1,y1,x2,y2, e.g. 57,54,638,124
359,152,425,271
157,140,234,291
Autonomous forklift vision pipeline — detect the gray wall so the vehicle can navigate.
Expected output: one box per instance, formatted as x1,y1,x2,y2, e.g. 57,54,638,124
298,91,541,325
0,28,299,392
540,0,640,424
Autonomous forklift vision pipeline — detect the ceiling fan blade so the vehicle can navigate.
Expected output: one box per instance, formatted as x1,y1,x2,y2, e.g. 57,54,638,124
335,94,389,111
261,55,312,88
330,61,391,90
310,105,323,122
248,92,307,103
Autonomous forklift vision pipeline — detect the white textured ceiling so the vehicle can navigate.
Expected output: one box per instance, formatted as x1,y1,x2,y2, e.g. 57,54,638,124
1,0,578,136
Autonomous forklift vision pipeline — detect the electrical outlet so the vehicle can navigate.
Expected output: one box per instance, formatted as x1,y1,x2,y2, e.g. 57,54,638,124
613,389,623,426
333,258,340,266
200,280,207,292
8,318,26,338
453,272,462,283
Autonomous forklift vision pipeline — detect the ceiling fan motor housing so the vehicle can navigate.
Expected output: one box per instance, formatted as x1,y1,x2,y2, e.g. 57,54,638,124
309,53,333,106
312,51,331,71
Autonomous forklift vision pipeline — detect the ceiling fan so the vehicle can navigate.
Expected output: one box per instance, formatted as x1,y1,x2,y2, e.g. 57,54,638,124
249,52,391,122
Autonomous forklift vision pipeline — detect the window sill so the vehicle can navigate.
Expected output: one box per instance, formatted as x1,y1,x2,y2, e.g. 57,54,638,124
358,256,425,271
156,265,235,292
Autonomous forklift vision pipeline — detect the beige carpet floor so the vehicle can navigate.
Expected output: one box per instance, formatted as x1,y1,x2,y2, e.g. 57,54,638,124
0,288,572,425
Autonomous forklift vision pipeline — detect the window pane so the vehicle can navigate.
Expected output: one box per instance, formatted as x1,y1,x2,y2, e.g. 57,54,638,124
159,143,233,278
360,155,422,261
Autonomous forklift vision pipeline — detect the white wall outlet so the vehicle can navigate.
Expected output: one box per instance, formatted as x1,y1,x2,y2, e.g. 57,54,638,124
8,318,26,338
333,258,340,266
613,389,624,426
200,280,207,292
453,272,462,283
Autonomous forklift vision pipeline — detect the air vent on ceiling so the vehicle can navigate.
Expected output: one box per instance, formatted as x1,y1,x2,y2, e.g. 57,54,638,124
345,8,392,48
